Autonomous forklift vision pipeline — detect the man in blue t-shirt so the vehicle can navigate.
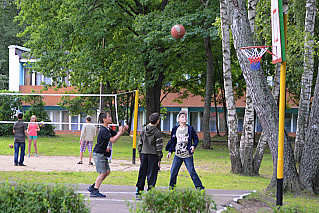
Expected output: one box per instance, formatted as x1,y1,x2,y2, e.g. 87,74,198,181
87,112,128,197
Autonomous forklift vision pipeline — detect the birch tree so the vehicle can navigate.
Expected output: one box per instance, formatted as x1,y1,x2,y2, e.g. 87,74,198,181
294,0,316,163
220,0,242,173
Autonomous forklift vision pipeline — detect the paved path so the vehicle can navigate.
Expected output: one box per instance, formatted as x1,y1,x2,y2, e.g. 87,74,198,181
75,184,252,213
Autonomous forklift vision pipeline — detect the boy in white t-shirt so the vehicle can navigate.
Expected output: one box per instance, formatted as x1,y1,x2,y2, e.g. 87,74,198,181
166,110,204,190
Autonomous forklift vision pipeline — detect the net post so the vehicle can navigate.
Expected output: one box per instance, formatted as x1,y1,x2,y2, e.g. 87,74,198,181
132,90,139,164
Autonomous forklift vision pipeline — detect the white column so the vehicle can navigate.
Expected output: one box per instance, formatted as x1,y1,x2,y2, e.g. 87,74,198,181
143,111,146,126
78,114,81,130
69,114,72,130
8,46,21,91
170,112,173,129
59,111,62,130
32,72,36,85
197,112,200,132
160,115,164,130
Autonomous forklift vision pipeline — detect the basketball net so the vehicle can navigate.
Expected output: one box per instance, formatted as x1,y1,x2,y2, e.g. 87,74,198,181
241,46,272,70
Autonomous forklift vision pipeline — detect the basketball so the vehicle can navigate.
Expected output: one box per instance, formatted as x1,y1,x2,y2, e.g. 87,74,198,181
171,25,185,39
9,144,13,148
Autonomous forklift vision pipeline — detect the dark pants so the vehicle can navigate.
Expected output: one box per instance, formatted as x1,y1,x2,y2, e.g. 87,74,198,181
14,142,25,165
136,154,159,192
169,155,204,189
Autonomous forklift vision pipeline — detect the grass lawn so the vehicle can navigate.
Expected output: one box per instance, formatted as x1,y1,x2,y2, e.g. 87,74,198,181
1,134,318,211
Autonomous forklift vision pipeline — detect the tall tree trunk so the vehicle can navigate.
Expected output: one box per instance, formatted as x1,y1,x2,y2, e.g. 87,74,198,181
253,63,281,174
247,0,259,34
220,0,242,173
299,63,319,194
145,68,164,124
240,89,254,175
212,82,220,136
294,0,316,164
228,0,301,192
203,36,214,149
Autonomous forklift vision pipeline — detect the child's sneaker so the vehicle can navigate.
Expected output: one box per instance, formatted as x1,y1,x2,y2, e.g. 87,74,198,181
27,154,30,157
35,154,38,157
90,190,106,197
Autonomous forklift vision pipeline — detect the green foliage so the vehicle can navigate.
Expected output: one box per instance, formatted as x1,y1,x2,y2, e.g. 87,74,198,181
0,0,29,89
0,91,22,136
128,187,216,213
0,181,89,213
22,93,55,136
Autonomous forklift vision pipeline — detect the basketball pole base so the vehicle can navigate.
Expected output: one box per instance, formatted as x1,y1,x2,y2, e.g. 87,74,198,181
276,178,283,206
132,148,136,164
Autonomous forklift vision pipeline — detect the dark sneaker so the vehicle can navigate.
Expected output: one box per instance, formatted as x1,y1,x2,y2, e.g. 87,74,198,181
135,194,142,200
87,185,94,193
90,190,106,197
14,163,18,166
19,164,26,166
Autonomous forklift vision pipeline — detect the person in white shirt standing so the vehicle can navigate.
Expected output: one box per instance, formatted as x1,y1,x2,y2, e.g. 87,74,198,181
78,116,97,165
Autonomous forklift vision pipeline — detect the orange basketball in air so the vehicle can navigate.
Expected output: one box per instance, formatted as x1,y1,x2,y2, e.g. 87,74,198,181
171,25,185,39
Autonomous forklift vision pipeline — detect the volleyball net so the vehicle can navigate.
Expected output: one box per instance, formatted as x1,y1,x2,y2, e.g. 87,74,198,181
0,91,136,133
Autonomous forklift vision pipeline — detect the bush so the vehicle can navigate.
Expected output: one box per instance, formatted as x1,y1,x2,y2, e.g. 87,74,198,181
0,182,89,213
128,187,216,213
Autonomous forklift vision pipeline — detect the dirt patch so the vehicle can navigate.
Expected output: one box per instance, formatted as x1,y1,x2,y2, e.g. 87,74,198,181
230,196,275,213
0,155,171,172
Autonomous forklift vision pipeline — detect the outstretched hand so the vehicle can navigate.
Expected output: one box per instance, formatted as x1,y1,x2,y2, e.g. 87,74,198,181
119,125,129,135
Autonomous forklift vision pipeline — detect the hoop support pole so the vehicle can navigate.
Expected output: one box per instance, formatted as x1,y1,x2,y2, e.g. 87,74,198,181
132,90,139,164
276,9,287,207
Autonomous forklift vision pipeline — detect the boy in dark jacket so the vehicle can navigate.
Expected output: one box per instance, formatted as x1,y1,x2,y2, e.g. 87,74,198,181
166,110,204,190
135,112,163,198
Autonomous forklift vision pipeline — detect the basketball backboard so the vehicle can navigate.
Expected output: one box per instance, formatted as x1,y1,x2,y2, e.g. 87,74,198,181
271,0,286,63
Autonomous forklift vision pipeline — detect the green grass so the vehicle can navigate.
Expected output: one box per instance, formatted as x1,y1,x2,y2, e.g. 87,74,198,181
1,135,318,211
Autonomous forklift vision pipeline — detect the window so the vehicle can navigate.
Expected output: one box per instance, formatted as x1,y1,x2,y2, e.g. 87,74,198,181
62,111,69,130
219,112,227,132
52,110,60,130
71,116,78,130
292,113,297,132
255,117,263,132
209,112,217,132
284,113,292,132
162,113,170,131
173,112,179,127
190,112,198,131
80,115,86,130
24,68,32,85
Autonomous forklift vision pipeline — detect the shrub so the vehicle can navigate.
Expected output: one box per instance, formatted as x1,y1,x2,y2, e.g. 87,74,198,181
128,187,216,213
0,182,89,213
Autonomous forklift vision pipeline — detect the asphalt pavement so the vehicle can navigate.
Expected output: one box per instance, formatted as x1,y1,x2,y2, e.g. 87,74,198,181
75,184,253,213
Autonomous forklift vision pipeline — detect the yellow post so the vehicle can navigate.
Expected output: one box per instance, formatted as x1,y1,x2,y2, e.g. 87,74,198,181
132,89,139,164
276,12,287,206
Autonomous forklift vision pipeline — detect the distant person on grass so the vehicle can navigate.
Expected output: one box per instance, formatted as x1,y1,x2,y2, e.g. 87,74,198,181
27,115,40,157
13,112,28,166
166,110,205,190
78,116,96,165
135,112,163,198
87,112,128,197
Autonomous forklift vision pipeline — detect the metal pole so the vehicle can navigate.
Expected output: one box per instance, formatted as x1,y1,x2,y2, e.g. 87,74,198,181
276,6,287,206
132,90,139,164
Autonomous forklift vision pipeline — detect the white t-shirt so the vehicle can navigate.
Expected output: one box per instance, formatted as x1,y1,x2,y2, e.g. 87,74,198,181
175,126,192,158
80,123,97,141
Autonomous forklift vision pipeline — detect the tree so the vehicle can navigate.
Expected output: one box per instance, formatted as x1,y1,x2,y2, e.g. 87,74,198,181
294,0,316,163
0,0,28,89
16,0,219,126
220,0,242,173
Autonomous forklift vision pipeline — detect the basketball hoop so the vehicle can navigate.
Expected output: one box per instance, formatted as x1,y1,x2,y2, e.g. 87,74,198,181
241,46,275,70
